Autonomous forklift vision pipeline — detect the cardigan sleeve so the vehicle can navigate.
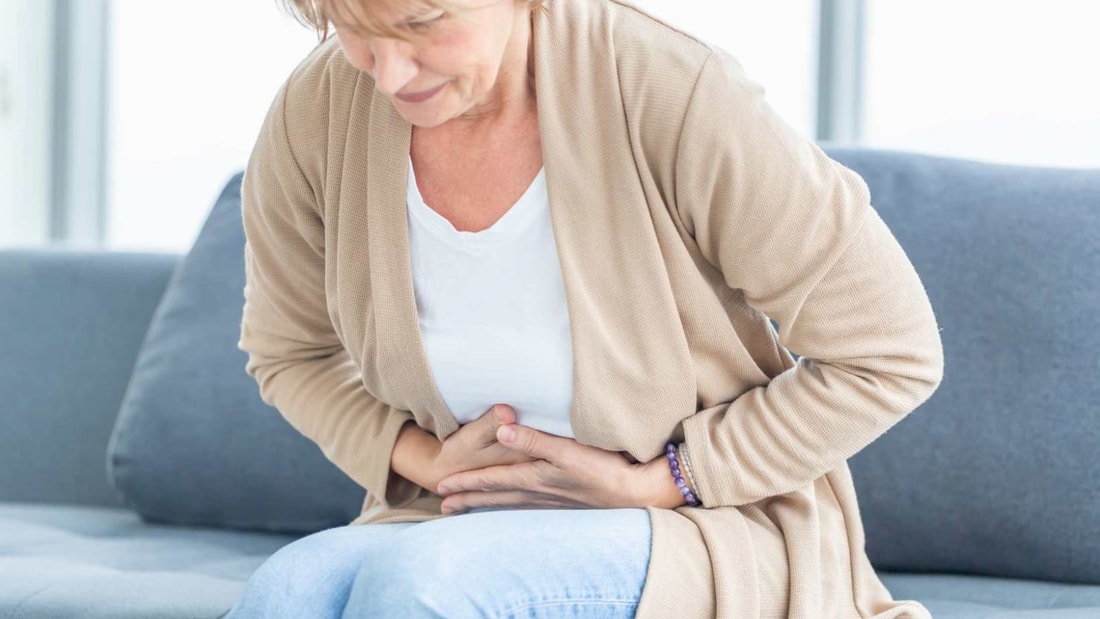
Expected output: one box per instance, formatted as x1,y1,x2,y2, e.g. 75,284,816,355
237,79,423,510
671,49,945,508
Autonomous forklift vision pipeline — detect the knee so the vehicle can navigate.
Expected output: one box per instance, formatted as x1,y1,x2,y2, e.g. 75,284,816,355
342,538,491,617
225,527,367,619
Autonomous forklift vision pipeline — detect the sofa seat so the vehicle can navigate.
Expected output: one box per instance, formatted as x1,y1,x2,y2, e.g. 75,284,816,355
0,503,296,619
878,572,1100,618
4,501,1100,619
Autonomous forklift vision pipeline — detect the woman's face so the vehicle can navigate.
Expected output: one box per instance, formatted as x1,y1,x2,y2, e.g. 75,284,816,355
334,0,528,128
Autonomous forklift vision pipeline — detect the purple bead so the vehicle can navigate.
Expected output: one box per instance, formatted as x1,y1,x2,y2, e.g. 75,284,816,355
663,440,702,507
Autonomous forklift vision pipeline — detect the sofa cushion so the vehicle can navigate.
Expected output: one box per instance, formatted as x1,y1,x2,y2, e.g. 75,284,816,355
825,146,1100,585
0,502,297,619
105,174,368,533
5,503,1100,619
878,572,1100,619
0,249,177,509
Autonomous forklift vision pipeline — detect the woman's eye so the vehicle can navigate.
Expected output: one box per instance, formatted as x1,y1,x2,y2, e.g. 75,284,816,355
407,12,445,31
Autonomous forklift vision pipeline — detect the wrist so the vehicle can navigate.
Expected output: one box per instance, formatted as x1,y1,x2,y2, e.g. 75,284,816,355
676,443,700,500
391,421,444,493
637,458,689,509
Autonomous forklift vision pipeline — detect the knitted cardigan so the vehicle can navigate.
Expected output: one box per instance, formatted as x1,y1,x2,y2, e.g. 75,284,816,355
238,1,944,616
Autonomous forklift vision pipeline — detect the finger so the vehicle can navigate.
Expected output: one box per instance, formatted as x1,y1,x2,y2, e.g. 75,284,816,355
475,404,499,447
441,490,575,515
479,404,515,438
495,446,540,465
436,461,542,496
496,423,569,463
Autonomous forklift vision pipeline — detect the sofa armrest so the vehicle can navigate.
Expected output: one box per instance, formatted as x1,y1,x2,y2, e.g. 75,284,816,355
0,247,180,508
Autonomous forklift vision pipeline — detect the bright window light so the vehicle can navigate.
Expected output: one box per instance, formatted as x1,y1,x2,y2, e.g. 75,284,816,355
864,0,1100,168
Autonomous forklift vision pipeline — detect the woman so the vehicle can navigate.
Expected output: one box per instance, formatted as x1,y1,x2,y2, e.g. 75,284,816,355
228,0,944,617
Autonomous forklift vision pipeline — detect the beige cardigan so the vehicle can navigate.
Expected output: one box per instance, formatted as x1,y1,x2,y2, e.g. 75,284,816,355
237,0,944,616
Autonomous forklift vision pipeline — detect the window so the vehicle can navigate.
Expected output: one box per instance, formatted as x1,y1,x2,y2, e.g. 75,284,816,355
0,1,52,246
863,0,1100,168
635,0,818,139
106,0,818,253
107,0,320,252
13,0,1092,252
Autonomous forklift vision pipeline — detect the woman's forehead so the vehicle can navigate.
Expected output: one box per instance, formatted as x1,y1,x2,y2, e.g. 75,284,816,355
323,0,451,27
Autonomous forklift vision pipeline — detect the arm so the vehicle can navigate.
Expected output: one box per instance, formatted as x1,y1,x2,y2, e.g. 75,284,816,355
670,49,945,508
390,420,449,502
636,448,701,509
238,79,430,510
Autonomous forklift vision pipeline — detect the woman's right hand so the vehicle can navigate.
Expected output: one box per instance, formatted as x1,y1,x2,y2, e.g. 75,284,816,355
429,404,539,494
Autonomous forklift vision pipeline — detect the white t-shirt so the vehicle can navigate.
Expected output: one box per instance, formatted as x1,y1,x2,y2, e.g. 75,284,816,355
405,156,576,438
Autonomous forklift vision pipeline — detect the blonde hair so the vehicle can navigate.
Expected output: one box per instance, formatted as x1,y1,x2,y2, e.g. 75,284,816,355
278,0,550,43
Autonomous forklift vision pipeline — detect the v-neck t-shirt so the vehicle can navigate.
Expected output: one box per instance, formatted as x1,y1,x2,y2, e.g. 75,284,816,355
405,156,576,438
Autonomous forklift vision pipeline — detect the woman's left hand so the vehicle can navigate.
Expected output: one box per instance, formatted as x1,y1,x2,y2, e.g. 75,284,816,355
434,423,656,514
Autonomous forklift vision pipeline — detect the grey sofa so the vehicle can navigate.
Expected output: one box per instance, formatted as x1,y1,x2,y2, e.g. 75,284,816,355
1,146,1097,618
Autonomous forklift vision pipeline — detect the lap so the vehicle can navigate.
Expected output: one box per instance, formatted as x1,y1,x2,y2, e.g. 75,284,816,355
225,521,416,619
344,507,652,618
226,507,652,619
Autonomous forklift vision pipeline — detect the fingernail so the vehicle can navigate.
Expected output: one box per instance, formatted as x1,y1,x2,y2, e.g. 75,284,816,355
500,426,516,442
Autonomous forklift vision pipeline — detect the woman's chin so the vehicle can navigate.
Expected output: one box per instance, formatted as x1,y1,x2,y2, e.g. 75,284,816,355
398,105,456,129
394,90,462,128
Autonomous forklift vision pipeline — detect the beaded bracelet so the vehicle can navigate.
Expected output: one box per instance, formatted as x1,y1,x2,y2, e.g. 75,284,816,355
665,441,701,506
677,442,699,499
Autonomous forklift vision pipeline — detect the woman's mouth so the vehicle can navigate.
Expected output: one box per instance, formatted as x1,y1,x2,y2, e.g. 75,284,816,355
395,82,447,103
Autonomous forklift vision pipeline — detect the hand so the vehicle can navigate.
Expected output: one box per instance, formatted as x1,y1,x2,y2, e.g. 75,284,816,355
434,422,665,514
428,404,539,493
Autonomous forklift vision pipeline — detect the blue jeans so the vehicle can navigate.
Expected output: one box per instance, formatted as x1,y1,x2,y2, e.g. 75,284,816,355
224,507,652,618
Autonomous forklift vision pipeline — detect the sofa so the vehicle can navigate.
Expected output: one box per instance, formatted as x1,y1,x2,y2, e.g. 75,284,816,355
1,146,1097,618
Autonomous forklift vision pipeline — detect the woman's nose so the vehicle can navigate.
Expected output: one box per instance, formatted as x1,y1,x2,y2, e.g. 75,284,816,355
370,39,419,95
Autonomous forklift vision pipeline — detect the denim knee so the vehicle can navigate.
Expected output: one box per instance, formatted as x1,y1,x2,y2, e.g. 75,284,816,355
225,523,411,619
340,509,651,619
342,532,493,617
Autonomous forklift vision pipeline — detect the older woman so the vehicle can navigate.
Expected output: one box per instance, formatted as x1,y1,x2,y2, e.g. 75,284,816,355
227,0,944,617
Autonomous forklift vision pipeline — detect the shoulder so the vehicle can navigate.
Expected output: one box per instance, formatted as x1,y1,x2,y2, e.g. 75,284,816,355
564,1,759,146
558,0,716,87
605,0,712,58
279,35,362,120
607,1,763,119
559,2,761,177
264,35,368,183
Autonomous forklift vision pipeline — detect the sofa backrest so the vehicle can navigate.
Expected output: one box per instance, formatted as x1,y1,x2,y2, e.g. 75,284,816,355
104,174,370,534
6,145,1096,584
0,248,178,507
827,146,1100,585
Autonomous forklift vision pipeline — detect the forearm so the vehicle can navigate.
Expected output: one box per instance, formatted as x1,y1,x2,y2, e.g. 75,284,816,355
388,421,443,503
682,215,943,508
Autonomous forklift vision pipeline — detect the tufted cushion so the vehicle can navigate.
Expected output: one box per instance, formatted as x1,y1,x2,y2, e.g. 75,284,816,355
0,248,177,508
0,502,297,618
877,572,1100,618
105,174,367,533
825,146,1100,585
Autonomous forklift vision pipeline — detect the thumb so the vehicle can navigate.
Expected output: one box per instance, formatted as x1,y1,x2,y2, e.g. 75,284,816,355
482,403,515,430
496,423,557,462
